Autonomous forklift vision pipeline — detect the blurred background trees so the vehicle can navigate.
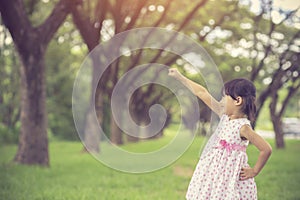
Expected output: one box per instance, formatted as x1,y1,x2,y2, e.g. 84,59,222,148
0,0,299,166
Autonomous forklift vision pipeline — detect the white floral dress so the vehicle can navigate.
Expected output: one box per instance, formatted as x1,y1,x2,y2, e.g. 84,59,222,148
186,115,257,200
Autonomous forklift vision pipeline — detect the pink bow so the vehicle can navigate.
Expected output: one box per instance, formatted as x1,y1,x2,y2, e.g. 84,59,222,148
217,139,246,154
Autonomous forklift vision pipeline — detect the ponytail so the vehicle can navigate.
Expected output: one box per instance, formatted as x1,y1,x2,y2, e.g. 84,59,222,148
243,96,256,123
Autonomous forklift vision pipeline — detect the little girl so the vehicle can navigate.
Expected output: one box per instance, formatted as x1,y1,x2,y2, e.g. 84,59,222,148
168,68,272,200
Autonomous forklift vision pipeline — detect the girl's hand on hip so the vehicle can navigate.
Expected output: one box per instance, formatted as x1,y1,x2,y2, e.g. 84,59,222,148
239,167,257,181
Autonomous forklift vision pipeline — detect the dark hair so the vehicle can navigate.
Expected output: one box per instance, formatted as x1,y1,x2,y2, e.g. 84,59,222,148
222,78,256,123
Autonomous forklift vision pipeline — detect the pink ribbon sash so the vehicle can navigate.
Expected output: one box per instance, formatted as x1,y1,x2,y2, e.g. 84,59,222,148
216,139,246,154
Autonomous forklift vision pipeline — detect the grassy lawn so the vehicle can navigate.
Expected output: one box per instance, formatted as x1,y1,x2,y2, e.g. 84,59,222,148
0,133,299,200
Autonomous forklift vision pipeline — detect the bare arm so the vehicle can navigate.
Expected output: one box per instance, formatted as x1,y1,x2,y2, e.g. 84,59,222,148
239,125,272,180
168,68,223,117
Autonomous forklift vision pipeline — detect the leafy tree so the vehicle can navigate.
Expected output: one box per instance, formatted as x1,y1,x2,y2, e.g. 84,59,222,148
0,0,78,166
198,0,300,148
70,0,243,153
238,1,299,149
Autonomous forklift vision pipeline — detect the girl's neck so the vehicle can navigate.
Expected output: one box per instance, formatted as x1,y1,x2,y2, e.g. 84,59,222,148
227,113,247,120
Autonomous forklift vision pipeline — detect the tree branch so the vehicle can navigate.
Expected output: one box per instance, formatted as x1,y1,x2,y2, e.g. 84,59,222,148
94,0,108,41
71,1,100,51
112,0,124,33
150,0,173,28
278,30,300,63
124,0,148,31
250,1,299,81
38,0,79,45
0,0,33,46
279,79,300,117
124,0,173,73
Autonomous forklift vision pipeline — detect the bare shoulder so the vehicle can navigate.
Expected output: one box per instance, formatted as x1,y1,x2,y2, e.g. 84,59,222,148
240,124,256,140
240,123,253,132
240,123,272,153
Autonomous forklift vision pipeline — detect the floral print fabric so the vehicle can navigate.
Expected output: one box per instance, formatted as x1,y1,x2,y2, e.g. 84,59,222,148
186,115,257,200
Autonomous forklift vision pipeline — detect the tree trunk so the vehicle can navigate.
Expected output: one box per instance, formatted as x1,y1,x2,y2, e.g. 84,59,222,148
126,134,140,143
270,115,285,149
148,130,163,140
82,56,103,153
71,1,103,152
14,50,49,166
110,114,123,145
269,91,286,149
126,108,140,143
82,107,100,153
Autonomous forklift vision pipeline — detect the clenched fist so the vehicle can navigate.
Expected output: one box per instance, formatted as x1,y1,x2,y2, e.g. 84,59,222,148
168,68,182,79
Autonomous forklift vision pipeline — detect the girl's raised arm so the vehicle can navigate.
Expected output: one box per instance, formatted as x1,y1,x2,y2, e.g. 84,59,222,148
168,68,223,117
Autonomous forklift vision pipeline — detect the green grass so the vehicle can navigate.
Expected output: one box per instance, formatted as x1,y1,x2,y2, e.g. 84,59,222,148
0,135,299,200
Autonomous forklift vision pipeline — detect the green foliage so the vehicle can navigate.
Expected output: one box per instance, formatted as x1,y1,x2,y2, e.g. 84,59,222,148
45,18,86,140
24,0,54,26
256,104,273,130
0,122,20,144
1,0,299,147
284,91,300,118
0,24,20,144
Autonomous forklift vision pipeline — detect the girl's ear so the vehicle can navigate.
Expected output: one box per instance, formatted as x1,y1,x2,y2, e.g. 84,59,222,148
235,96,243,106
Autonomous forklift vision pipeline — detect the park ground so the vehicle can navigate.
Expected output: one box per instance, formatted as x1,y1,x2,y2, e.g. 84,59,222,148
0,131,300,200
